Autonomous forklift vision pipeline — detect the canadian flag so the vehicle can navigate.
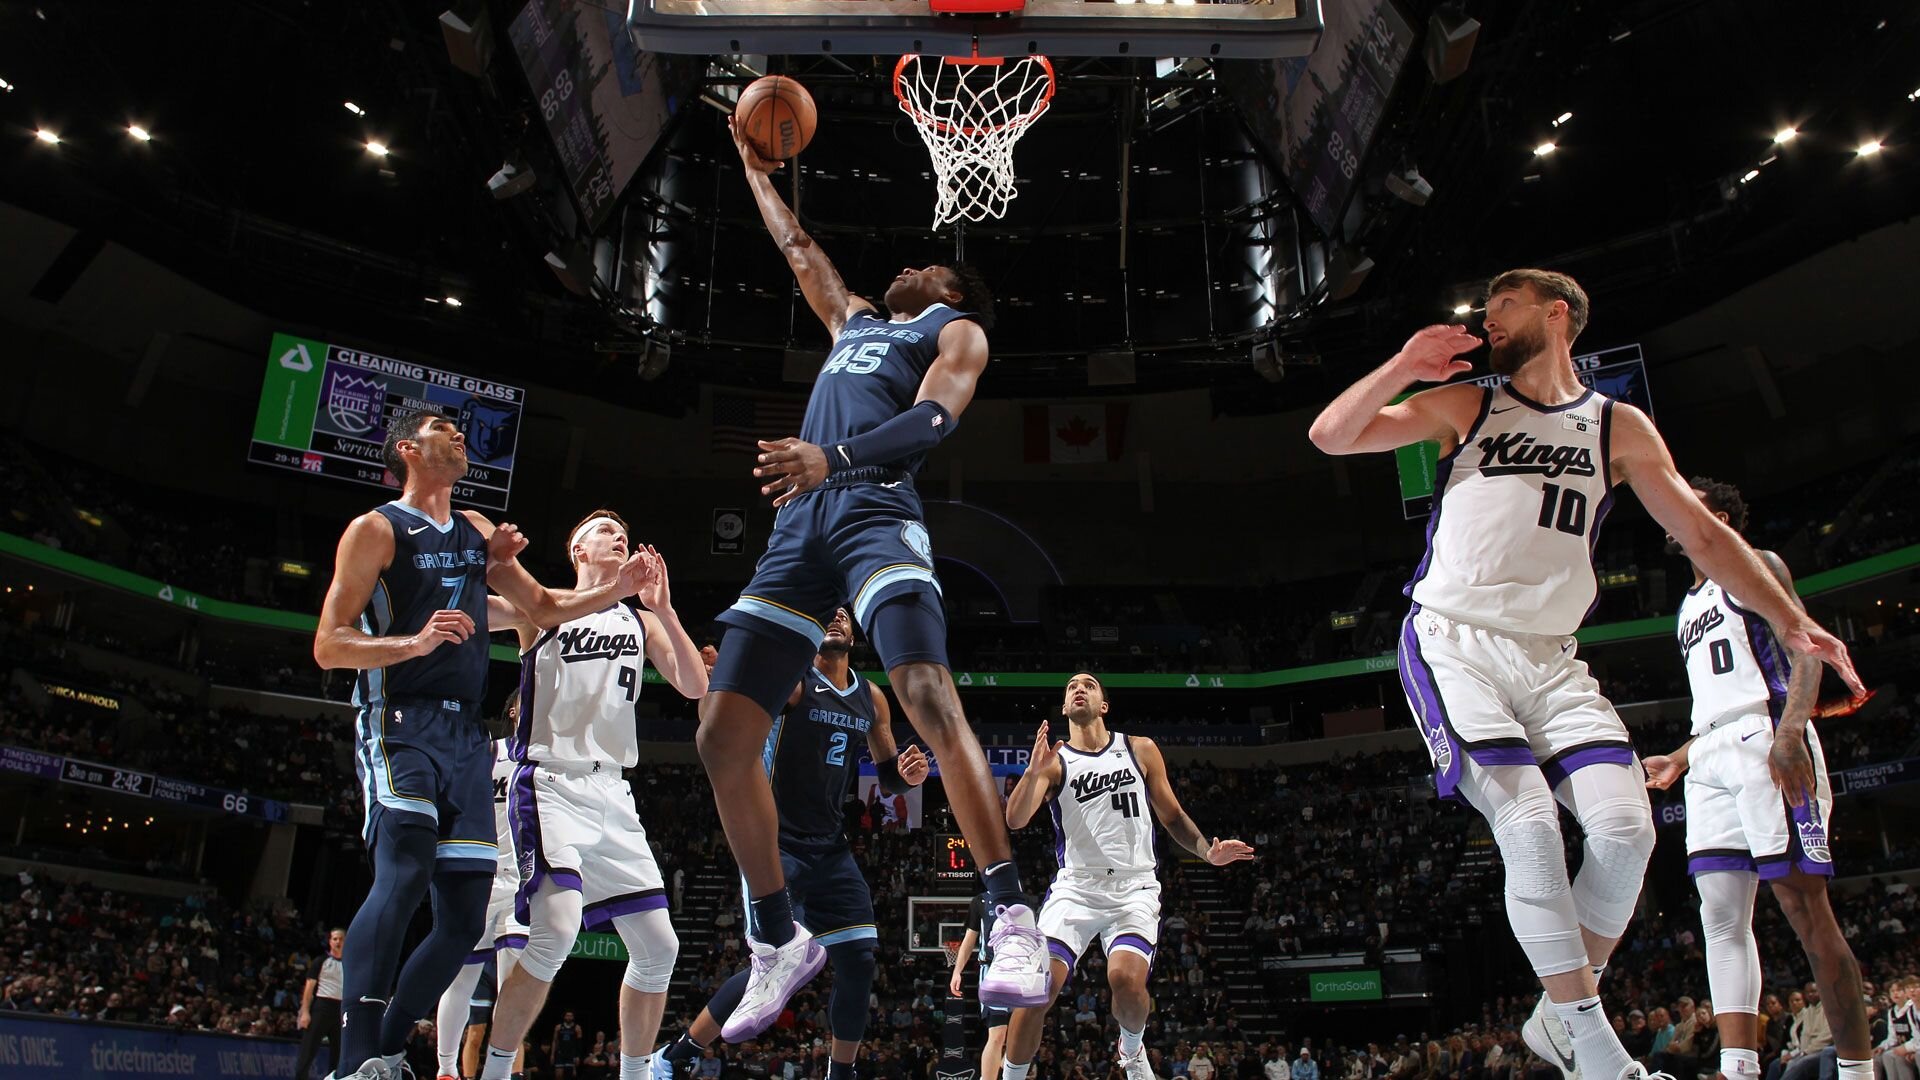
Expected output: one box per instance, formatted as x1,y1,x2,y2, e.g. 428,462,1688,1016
1022,403,1129,464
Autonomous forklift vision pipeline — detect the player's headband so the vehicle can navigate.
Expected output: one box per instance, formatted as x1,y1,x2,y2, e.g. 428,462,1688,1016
568,516,624,559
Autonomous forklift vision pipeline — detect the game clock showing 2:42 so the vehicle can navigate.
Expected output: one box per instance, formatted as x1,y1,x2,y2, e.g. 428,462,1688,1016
937,834,976,882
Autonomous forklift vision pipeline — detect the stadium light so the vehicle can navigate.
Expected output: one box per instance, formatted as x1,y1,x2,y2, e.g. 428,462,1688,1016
1533,141,1556,157
1773,127,1797,144
443,296,463,307
1857,139,1883,156
1452,303,1472,315
1552,111,1573,127
1739,168,1760,183
365,139,389,157
0,76,14,92
34,128,58,145
127,124,152,142
344,101,366,116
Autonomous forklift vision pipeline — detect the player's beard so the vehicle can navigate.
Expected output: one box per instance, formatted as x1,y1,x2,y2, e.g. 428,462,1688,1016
1487,323,1546,375
819,640,852,656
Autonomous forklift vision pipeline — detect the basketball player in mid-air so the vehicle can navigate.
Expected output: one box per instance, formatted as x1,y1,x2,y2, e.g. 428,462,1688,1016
1642,479,1872,1080
471,510,707,1080
1000,673,1255,1080
692,113,1049,1030
434,702,529,1080
1308,269,1864,1080
314,409,652,1080
654,608,928,1080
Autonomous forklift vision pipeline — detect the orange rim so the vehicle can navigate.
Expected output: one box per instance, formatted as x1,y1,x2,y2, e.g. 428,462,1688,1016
893,54,1056,138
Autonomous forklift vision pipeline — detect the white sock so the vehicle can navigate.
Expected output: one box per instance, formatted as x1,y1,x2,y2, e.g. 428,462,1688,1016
622,1053,656,1080
1592,963,1607,985
438,1050,461,1078
1553,996,1632,1080
1837,1059,1873,1080
1003,1062,1033,1080
482,1045,518,1080
1720,1048,1761,1080
1119,1026,1144,1058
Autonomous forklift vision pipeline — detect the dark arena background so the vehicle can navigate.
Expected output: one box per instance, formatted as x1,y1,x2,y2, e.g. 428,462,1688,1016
3,1,1920,1079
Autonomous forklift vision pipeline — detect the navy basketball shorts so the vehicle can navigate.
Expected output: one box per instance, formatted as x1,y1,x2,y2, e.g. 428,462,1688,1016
713,481,948,715
981,1002,1010,1028
742,841,878,948
351,696,497,873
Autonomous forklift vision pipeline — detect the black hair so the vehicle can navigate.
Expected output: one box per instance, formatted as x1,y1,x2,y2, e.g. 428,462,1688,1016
382,408,440,485
1689,475,1749,533
946,263,996,331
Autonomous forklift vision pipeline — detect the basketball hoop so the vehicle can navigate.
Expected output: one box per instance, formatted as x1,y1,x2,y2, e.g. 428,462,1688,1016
940,938,964,972
894,53,1055,227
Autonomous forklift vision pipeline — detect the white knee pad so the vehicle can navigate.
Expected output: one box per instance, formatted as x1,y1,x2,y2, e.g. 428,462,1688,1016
1696,871,1762,1015
519,882,584,983
1479,774,1587,978
614,907,679,993
1562,767,1655,938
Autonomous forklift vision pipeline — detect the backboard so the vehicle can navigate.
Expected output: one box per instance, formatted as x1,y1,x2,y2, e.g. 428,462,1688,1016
627,0,1322,60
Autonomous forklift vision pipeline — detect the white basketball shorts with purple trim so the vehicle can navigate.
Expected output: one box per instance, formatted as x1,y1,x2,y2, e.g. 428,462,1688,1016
1683,714,1835,879
1036,870,1160,971
1399,604,1635,802
508,760,668,928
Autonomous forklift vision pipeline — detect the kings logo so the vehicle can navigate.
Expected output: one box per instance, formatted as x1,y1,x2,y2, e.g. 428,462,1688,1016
326,372,385,436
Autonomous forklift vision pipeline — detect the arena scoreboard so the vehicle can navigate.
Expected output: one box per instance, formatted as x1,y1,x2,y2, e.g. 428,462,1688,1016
249,332,525,511
936,833,977,882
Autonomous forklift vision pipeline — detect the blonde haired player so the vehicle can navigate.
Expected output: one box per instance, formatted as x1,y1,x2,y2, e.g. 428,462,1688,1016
1000,673,1254,1080
477,511,709,1080
1309,269,1862,1080
1644,477,1872,1080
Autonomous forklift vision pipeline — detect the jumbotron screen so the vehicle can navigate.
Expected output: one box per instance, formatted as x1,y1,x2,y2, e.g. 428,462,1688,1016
247,332,525,511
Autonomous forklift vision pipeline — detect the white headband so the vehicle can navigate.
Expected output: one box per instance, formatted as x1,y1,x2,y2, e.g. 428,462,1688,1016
568,516,623,559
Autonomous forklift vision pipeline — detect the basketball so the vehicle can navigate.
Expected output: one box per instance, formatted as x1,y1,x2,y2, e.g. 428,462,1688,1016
735,75,817,160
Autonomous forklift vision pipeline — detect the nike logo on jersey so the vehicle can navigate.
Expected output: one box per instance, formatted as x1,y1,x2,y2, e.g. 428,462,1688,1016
1069,767,1139,804
1473,432,1597,479
553,625,642,663
814,685,832,693
1490,406,1520,414
407,524,431,535
1741,730,1761,742
1677,606,1727,660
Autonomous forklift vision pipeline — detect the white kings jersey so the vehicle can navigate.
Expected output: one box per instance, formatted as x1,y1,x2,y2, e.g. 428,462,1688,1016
491,740,517,875
1046,733,1157,876
1407,385,1617,637
512,604,647,767
1677,579,1790,737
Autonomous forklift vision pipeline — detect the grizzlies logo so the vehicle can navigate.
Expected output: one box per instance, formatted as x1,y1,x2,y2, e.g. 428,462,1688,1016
901,520,933,566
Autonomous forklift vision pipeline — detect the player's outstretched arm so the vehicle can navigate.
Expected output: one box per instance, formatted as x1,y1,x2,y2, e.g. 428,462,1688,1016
486,596,542,654
949,927,979,995
1613,406,1864,698
468,512,654,631
1752,551,1827,805
314,512,474,670
866,690,929,794
729,114,873,337
1134,736,1254,866
1643,738,1694,791
1308,326,1484,456
632,545,709,700
1005,721,1062,830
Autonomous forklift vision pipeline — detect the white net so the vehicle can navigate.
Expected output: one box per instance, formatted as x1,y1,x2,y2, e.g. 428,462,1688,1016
894,54,1055,227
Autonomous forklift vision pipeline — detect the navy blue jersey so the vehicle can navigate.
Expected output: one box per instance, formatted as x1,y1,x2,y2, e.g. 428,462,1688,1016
799,304,979,478
763,667,878,846
354,502,491,707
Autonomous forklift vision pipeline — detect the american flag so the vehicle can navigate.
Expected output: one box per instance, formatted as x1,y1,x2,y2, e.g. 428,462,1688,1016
711,391,809,454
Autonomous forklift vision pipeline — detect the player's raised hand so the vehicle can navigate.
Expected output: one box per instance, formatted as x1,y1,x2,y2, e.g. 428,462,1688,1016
615,549,656,598
728,114,783,174
1782,622,1867,698
756,438,830,508
1393,325,1482,383
1767,737,1818,808
410,609,474,657
1642,755,1685,790
634,544,673,612
701,644,719,676
1206,837,1255,866
488,522,530,564
1029,721,1059,771
897,745,931,787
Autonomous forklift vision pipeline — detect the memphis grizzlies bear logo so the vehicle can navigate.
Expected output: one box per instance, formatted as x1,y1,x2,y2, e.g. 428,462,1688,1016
901,521,933,566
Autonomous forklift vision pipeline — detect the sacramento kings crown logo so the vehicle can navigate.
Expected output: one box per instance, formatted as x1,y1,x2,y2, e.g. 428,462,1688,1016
1797,818,1832,863
326,373,385,435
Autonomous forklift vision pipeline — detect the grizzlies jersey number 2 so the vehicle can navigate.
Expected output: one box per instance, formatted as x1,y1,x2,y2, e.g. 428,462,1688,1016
798,303,977,479
1048,734,1157,875
356,501,490,707
765,669,876,846
1407,385,1617,637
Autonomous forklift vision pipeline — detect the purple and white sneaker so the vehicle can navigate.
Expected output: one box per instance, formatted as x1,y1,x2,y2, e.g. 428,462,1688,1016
979,903,1051,1008
719,922,826,1042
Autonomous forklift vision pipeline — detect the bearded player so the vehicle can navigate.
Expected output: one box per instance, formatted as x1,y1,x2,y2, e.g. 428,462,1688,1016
1000,673,1254,1080
1644,478,1872,1080
1309,269,1863,1080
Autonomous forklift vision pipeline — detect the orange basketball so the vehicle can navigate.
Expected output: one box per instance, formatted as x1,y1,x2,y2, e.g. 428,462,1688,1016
735,75,817,160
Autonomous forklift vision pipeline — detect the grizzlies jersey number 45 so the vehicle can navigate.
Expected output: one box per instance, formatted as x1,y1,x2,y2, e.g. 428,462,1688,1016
798,304,978,478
